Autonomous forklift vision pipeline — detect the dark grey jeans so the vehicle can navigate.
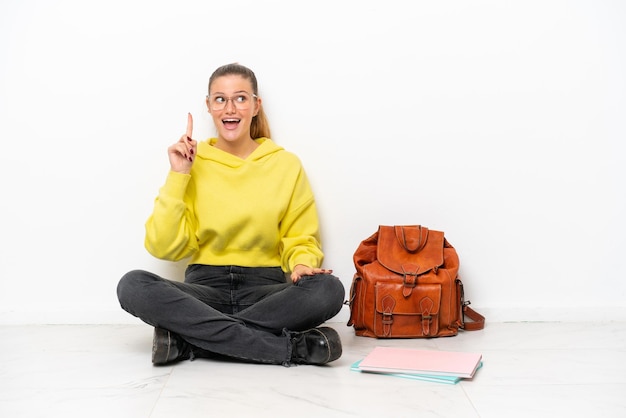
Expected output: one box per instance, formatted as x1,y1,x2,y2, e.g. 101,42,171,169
117,265,345,365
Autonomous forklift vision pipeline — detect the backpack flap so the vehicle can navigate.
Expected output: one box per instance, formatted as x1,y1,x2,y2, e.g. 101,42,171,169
376,225,446,296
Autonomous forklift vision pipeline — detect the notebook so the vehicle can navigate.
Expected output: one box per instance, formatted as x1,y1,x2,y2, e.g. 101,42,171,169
357,346,483,378
351,360,463,384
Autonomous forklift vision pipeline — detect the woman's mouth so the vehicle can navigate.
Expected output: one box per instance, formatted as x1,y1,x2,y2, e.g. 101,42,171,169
222,118,240,130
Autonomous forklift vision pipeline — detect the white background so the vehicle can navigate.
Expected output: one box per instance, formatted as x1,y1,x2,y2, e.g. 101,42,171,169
1,0,624,324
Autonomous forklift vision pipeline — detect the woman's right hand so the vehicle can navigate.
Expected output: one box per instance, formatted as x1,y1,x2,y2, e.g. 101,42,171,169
168,113,197,174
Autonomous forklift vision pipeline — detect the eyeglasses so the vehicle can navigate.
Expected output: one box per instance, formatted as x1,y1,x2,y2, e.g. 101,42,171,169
206,92,257,111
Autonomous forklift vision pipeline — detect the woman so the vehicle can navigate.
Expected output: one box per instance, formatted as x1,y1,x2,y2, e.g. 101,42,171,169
117,63,344,366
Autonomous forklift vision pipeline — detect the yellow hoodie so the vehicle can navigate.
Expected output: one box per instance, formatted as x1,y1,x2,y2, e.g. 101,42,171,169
144,137,323,272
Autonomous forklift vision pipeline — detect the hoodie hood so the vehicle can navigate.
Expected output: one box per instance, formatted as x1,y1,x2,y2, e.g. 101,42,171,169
195,137,284,168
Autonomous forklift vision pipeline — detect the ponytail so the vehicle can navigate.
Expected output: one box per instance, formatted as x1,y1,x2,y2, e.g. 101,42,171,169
251,106,271,139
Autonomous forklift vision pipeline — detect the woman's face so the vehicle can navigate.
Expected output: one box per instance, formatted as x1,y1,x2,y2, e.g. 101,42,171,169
206,74,260,143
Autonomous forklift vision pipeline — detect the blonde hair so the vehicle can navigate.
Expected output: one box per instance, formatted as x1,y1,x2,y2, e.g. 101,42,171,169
208,63,271,139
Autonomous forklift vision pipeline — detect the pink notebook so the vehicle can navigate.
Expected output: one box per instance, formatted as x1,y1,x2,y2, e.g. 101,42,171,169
358,346,483,378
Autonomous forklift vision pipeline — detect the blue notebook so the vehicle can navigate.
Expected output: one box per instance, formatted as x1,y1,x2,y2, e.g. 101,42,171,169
351,360,483,385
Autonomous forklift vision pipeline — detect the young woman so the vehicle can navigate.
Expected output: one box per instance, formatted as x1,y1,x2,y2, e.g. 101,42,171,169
117,63,345,366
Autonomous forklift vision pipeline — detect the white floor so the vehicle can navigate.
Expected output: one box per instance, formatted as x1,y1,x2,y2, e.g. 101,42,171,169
1,321,625,418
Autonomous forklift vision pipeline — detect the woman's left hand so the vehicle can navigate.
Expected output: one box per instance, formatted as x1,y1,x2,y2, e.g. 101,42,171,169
290,264,333,283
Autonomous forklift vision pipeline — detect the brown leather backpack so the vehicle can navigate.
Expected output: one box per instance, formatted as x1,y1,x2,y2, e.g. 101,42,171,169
347,225,485,338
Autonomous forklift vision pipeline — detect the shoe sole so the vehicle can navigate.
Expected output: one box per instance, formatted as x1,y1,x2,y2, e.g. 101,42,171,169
152,327,172,365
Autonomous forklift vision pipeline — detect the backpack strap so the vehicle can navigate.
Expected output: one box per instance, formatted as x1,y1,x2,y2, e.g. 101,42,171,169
457,278,486,331
462,304,485,331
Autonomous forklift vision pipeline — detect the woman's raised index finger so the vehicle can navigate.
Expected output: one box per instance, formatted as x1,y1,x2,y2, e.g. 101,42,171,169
186,113,193,138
